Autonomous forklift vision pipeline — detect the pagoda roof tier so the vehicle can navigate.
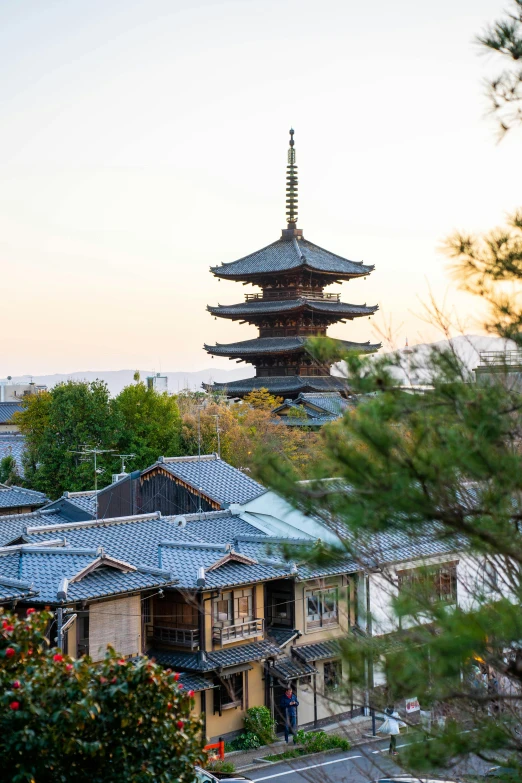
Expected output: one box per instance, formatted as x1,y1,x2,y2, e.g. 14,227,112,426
204,375,351,396
210,235,374,281
207,297,378,320
204,335,381,358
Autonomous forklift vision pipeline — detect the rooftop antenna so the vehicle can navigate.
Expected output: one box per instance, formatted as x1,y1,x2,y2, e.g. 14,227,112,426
286,128,298,229
114,454,135,473
197,407,203,513
68,446,114,520
214,415,221,459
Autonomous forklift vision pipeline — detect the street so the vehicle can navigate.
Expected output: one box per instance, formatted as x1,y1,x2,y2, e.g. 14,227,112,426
246,737,491,783
247,739,405,783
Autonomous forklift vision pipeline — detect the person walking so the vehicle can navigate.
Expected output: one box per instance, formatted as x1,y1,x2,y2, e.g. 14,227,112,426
280,686,299,744
377,706,402,755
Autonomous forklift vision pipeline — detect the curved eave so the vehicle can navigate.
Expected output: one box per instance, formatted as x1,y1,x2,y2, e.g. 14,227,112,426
207,301,379,320
211,263,372,283
203,375,351,396
209,236,375,282
204,337,381,359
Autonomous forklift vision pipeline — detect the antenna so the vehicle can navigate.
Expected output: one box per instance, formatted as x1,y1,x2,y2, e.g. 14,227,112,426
197,407,203,513
68,446,114,520
214,415,221,459
114,454,135,474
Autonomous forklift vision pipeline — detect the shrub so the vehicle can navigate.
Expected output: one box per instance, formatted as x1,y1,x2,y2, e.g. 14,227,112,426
231,731,262,750
296,730,351,753
0,608,204,782
243,705,276,745
206,759,236,775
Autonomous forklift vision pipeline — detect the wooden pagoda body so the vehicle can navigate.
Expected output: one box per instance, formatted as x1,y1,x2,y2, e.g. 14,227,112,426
204,131,380,399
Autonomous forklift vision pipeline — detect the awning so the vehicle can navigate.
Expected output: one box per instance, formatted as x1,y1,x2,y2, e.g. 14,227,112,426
219,663,254,678
269,657,317,682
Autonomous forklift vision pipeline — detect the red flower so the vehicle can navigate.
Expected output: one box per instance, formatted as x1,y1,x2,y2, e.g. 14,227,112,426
167,702,172,709
66,664,73,672
26,608,35,616
53,653,63,662
187,689,195,698
27,649,32,656
178,683,183,689
12,681,20,689
100,676,107,684
5,625,13,632
176,720,184,730
5,648,15,658
2,621,7,629
173,672,180,681
111,677,117,684
9,701,20,711
118,659,126,665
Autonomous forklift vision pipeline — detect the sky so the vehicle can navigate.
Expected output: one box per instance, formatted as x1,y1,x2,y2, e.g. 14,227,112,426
1,0,521,376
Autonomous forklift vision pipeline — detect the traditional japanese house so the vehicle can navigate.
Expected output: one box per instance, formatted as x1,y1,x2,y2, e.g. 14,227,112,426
204,129,380,399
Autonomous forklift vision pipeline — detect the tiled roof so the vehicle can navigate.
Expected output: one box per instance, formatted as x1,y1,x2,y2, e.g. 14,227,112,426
270,657,316,681
210,237,374,280
149,640,281,673
177,672,215,692
208,299,378,319
299,393,352,417
0,548,174,604
0,485,47,510
292,639,341,662
0,402,23,424
205,336,380,358
267,627,299,648
0,435,26,476
205,375,353,396
157,456,264,507
273,393,352,427
0,508,69,548
62,491,97,515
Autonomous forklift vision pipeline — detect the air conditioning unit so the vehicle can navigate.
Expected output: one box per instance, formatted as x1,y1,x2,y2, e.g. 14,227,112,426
111,472,128,484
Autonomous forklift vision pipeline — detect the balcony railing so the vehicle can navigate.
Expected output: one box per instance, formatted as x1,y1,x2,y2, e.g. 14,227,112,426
147,625,200,650
213,618,264,645
244,291,340,303
479,350,522,367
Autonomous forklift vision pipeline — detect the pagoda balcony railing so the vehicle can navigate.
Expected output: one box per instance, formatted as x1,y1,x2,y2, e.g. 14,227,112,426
147,625,200,650
244,291,340,303
213,618,264,646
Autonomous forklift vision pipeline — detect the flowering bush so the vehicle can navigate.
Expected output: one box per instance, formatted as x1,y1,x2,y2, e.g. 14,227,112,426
0,608,204,782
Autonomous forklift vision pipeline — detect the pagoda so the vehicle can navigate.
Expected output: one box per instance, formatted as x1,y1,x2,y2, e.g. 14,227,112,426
204,130,380,398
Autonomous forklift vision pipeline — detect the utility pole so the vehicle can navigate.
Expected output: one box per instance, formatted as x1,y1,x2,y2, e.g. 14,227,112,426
214,415,221,459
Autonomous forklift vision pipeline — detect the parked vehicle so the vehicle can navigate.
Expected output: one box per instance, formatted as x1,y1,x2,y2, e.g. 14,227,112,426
195,767,253,783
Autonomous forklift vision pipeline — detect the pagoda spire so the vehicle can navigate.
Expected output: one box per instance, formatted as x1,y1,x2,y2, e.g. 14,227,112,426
286,128,298,228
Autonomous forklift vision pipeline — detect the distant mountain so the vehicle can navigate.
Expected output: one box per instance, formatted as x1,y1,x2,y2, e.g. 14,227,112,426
5,368,255,397
5,335,515,396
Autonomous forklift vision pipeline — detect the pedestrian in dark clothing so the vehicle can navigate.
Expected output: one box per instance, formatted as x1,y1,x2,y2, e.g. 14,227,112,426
280,687,299,743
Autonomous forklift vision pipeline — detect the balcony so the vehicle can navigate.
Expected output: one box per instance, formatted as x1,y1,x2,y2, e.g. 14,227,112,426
213,618,264,645
479,350,522,367
147,625,200,650
244,291,340,303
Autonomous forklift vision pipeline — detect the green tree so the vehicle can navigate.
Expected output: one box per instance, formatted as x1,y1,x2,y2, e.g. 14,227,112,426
478,0,522,134
0,608,203,782
17,381,117,499
113,382,182,470
0,455,21,486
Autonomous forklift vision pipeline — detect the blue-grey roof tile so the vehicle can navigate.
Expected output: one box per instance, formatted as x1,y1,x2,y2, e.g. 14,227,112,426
149,640,281,672
293,640,341,662
158,456,264,506
0,485,47,510
205,336,380,358
0,402,23,424
271,657,316,681
210,237,374,279
208,299,377,319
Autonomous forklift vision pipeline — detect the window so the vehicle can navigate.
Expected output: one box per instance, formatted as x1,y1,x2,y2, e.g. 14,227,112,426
305,587,339,631
214,592,233,623
324,660,342,693
398,562,458,604
213,589,253,625
271,593,292,626
77,614,89,656
142,597,151,625
213,672,243,714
